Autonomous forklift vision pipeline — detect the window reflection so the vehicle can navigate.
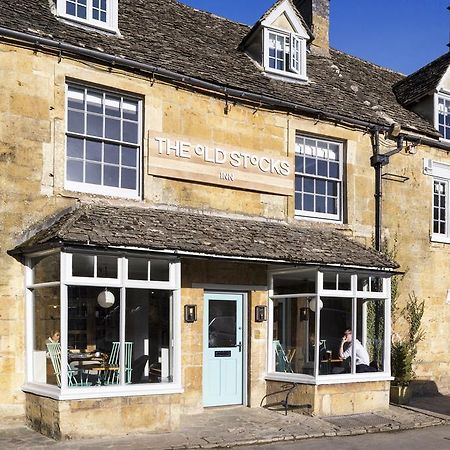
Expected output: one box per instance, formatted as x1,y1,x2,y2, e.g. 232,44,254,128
68,286,120,387
125,289,172,384
272,297,315,375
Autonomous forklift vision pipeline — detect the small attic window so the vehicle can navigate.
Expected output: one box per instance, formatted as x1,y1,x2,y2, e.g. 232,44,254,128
264,28,306,79
56,0,118,32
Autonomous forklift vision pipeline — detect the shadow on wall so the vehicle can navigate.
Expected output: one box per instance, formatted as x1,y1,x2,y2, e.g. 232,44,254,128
408,380,450,416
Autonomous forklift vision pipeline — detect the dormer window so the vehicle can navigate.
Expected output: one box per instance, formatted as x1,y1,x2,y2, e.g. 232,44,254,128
437,94,450,140
265,29,304,76
56,0,118,32
240,0,310,82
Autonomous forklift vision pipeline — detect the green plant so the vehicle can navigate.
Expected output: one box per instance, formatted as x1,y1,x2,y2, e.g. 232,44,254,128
391,293,425,386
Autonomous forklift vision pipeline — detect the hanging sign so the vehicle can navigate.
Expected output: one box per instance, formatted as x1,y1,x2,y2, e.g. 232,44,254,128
148,134,293,196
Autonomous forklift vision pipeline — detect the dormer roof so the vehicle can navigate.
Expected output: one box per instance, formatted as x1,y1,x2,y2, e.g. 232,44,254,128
394,52,450,106
240,0,314,50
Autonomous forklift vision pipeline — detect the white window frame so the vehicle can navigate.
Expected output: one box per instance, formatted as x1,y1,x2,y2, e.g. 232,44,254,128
434,92,450,142
56,0,119,33
64,83,142,200
263,27,307,80
23,249,183,400
294,135,344,222
266,267,392,385
424,158,450,244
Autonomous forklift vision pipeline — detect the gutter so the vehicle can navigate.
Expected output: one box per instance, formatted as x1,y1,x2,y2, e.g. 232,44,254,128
1,26,446,146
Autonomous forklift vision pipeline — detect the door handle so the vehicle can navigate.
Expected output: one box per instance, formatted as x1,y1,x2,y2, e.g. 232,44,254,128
236,342,242,352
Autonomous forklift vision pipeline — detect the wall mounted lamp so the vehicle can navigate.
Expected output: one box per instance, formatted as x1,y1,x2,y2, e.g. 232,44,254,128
255,305,267,322
184,304,197,323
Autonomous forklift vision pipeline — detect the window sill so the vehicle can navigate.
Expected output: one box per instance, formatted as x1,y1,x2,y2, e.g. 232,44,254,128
57,13,119,34
22,382,184,401
431,235,450,244
64,182,141,200
265,373,392,385
294,213,342,224
264,68,308,83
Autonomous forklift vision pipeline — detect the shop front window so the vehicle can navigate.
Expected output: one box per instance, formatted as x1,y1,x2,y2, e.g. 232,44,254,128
269,269,390,382
26,250,180,396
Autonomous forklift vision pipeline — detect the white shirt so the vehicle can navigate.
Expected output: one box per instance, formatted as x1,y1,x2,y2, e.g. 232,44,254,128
342,339,370,366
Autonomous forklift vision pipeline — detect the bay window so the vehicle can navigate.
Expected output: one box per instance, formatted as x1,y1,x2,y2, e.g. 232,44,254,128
25,250,181,398
268,268,391,383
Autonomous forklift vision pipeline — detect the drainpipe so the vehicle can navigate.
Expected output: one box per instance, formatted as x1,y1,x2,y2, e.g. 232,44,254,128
370,128,404,252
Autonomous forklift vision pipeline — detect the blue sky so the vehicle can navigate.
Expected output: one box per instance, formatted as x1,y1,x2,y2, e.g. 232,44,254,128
180,0,450,75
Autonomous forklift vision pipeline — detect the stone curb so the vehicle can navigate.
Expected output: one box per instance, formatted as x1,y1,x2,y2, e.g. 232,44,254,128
178,419,447,449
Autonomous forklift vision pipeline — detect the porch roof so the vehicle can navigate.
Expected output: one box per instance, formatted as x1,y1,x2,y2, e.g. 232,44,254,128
9,204,398,271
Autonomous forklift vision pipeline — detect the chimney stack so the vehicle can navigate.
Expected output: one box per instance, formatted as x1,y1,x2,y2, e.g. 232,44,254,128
294,0,330,56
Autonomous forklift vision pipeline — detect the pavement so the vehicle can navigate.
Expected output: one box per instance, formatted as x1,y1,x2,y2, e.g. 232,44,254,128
0,395,448,449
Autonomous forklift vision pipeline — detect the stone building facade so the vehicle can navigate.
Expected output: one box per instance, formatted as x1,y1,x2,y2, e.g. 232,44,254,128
0,0,448,439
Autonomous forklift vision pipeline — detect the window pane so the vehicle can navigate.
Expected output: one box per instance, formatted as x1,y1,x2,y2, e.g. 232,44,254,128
273,270,316,295
295,155,304,172
72,254,94,277
86,92,103,114
85,162,102,185
121,168,136,190
208,300,236,348
87,114,103,137
86,140,102,162
272,297,315,375
150,259,170,281
316,196,326,213
121,146,137,167
68,110,85,134
67,159,84,182
322,272,337,290
68,87,84,110
68,286,120,387
32,252,61,284
33,286,60,385
97,255,118,278
123,121,139,144
104,165,120,187
305,158,316,175
329,162,339,178
128,258,149,280
105,117,121,140
304,194,314,211
123,101,138,121
338,273,352,290
319,297,352,375
67,137,84,159
105,96,121,117
125,289,172,384
104,143,120,164
358,299,384,372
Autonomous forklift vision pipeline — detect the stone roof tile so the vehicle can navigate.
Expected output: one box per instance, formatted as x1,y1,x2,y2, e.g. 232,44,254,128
394,52,450,106
9,204,398,270
0,0,439,138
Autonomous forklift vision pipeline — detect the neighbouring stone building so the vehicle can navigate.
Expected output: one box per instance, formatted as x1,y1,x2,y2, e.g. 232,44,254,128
0,0,448,440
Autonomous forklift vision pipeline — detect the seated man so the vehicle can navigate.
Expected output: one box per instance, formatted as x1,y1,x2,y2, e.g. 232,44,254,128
339,328,377,373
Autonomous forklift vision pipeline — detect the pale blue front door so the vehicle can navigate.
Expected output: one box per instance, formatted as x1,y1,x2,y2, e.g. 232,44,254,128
203,292,244,407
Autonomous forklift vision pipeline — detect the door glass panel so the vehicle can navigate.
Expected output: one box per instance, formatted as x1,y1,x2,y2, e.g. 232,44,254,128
208,300,236,348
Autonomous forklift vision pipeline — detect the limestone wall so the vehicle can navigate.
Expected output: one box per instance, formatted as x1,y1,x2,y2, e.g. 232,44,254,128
0,38,449,424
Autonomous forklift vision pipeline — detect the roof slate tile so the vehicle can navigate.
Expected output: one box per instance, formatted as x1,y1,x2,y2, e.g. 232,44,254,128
9,204,398,270
0,0,439,137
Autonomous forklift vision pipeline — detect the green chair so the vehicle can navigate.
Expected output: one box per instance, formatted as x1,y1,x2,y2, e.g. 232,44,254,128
46,342,91,387
273,340,294,373
105,341,133,385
